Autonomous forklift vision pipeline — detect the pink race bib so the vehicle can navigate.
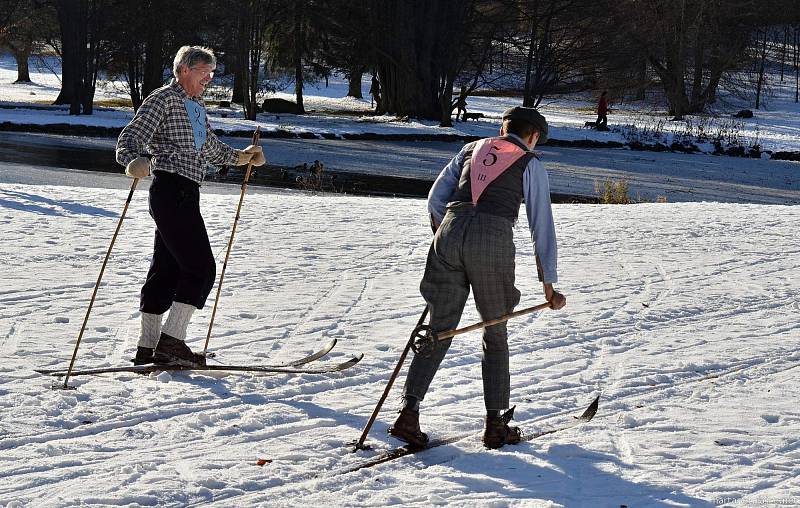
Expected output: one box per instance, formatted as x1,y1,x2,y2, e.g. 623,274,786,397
469,138,526,204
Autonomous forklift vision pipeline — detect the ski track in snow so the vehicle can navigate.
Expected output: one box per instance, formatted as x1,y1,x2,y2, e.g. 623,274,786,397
1,181,799,507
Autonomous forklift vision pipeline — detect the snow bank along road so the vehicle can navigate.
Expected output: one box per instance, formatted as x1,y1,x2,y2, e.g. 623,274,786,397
0,177,798,506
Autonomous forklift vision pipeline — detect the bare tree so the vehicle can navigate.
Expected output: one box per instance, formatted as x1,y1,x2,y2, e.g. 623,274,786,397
363,0,478,121
0,1,56,83
234,0,273,120
316,0,373,99
754,27,769,109
500,0,602,108
53,0,113,115
610,0,766,118
778,21,800,103
262,0,327,115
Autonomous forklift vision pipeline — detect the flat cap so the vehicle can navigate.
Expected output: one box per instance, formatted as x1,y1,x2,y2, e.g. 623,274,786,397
502,106,548,143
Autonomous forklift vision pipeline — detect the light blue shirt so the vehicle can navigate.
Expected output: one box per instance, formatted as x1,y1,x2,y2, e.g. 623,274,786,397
427,133,558,283
183,99,207,151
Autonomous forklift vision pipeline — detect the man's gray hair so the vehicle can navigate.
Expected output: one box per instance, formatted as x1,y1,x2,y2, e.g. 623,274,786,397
172,46,217,78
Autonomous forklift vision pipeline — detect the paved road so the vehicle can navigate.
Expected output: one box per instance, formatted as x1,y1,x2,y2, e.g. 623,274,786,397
0,132,797,203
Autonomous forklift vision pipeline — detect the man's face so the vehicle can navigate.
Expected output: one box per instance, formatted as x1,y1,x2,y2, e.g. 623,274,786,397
178,63,215,97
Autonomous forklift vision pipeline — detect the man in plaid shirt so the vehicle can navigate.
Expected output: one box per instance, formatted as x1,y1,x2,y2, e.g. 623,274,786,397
116,45,265,368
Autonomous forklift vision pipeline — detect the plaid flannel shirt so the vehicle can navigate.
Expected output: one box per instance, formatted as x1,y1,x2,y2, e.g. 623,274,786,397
116,81,239,184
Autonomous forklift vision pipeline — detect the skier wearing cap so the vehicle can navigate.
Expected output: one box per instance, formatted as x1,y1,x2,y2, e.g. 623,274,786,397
390,106,566,449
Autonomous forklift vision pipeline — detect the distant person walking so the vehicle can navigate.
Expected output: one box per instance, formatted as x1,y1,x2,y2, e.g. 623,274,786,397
116,46,265,368
370,74,381,110
455,86,468,122
596,90,609,130
389,106,566,450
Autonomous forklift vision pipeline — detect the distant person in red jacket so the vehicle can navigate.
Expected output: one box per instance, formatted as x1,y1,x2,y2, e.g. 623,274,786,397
596,90,609,130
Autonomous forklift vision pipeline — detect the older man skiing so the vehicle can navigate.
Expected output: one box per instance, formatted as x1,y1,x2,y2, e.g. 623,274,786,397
116,46,265,367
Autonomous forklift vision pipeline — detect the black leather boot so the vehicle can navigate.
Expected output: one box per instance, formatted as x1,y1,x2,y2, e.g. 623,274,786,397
388,407,429,448
153,333,207,367
482,407,522,449
131,346,154,365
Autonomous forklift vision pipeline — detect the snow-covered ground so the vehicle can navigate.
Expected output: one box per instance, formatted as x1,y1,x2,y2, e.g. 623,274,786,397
2,53,800,156
1,166,799,506
1,51,799,506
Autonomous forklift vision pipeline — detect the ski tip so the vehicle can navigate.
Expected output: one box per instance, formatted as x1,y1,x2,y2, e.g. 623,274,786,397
341,353,365,367
36,369,68,377
579,395,600,422
34,366,70,375
351,353,365,365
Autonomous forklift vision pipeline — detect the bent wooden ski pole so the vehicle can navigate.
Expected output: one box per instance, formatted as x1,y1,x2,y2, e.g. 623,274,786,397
59,178,141,390
353,306,429,451
410,301,553,356
204,126,261,353
436,301,552,341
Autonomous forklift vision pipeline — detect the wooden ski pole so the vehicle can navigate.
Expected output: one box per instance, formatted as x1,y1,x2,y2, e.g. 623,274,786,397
353,306,429,451
353,301,552,449
59,177,140,390
435,301,552,341
204,126,261,353
409,301,553,357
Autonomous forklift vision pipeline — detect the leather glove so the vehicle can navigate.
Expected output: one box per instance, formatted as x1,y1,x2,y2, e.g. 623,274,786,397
544,283,566,310
125,156,150,178
236,145,266,166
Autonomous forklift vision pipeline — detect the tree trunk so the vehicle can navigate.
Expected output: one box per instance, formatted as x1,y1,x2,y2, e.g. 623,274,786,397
236,7,254,119
438,74,454,127
373,0,450,120
247,23,261,121
522,4,538,108
690,36,704,107
635,58,647,101
12,46,31,83
780,25,788,82
54,0,82,112
795,27,798,103
142,26,165,98
347,65,364,98
522,27,536,106
651,56,690,118
755,29,767,110
127,45,142,110
54,0,99,115
704,67,723,106
80,0,97,115
294,0,305,114
231,57,244,103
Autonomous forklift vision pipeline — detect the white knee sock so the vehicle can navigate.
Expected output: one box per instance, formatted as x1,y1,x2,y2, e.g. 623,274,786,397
162,302,196,341
138,312,162,348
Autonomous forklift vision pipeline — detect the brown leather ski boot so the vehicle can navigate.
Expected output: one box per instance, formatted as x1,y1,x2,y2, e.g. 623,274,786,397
153,333,207,368
482,407,522,449
388,407,429,448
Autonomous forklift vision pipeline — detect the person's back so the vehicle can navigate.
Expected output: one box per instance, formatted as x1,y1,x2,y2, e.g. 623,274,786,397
596,91,609,129
389,106,566,450
598,94,608,115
